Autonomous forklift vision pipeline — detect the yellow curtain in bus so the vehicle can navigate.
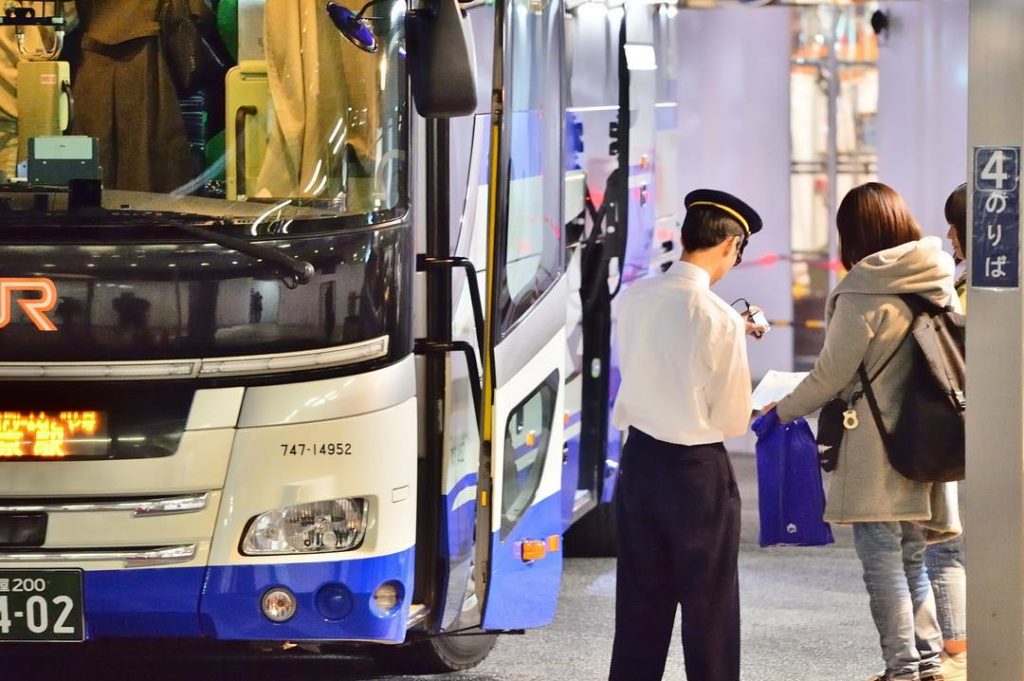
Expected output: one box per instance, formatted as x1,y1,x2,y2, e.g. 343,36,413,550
255,0,379,207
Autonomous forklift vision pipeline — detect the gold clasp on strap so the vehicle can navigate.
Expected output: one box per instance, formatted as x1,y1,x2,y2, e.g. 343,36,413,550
843,409,859,430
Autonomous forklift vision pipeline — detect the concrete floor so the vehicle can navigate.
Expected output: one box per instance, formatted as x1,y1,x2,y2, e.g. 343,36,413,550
420,454,882,681
2,455,884,681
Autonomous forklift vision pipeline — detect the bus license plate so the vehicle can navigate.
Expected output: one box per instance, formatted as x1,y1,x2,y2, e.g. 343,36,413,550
0,570,83,642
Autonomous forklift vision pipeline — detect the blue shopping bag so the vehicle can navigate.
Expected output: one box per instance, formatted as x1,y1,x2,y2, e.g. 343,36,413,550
751,410,834,547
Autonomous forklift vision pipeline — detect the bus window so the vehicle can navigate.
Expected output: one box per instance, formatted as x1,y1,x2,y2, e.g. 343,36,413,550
498,0,563,335
1,0,407,228
501,371,559,539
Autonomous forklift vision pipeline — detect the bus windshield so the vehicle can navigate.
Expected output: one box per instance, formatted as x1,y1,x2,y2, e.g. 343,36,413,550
0,2,412,366
0,0,408,230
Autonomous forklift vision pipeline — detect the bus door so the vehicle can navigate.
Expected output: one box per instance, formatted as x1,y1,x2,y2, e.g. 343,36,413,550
621,6,659,284
477,0,567,631
562,5,626,544
561,7,660,555
426,6,497,636
598,6,659,503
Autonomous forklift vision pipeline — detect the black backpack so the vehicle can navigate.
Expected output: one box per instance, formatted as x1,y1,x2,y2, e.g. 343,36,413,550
859,294,966,483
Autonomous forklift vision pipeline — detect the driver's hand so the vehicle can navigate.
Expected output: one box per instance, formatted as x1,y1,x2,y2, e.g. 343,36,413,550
741,306,769,340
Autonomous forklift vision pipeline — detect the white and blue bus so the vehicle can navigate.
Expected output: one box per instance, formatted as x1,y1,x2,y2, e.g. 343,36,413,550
0,0,679,672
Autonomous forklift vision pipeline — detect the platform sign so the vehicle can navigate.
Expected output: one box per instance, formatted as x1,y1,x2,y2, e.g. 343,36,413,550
973,146,1020,289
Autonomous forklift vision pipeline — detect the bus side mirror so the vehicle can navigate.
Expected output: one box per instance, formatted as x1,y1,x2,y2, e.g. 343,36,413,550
406,0,478,117
327,3,380,53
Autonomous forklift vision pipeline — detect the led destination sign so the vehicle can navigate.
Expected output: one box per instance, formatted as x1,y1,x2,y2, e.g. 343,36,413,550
0,411,105,459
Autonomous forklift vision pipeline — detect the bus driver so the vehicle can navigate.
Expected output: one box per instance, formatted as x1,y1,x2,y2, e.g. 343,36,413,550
609,189,765,681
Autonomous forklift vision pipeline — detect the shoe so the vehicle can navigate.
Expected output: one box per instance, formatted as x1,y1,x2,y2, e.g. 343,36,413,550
868,673,945,681
940,652,967,681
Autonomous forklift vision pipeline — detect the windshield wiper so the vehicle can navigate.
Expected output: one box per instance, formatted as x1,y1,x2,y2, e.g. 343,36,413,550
171,220,315,289
0,187,316,288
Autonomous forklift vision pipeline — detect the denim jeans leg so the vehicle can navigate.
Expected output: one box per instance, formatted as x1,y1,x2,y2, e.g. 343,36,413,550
925,534,967,642
854,522,921,680
901,522,944,673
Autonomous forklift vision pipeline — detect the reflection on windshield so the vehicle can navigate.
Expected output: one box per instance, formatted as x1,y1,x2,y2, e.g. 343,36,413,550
0,224,411,362
0,0,407,222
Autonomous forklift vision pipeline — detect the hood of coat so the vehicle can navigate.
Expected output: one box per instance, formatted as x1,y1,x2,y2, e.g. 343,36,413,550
826,236,956,319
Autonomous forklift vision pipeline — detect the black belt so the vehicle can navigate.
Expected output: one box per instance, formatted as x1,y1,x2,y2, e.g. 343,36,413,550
626,427,726,458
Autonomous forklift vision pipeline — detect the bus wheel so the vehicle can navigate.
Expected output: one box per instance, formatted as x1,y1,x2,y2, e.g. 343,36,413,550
373,631,497,674
564,500,617,557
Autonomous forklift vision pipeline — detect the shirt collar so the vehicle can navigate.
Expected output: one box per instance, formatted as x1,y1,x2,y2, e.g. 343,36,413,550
668,261,711,289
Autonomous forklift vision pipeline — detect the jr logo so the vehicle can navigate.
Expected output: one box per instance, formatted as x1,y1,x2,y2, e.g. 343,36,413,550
0,278,58,332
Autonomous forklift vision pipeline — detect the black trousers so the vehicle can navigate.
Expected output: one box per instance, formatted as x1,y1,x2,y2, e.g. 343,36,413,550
609,428,741,681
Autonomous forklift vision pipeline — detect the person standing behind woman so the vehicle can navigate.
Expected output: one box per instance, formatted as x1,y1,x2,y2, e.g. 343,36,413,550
767,182,961,681
924,183,968,681
945,184,969,309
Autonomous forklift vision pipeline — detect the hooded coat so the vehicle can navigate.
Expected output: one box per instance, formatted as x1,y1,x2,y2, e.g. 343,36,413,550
777,236,961,541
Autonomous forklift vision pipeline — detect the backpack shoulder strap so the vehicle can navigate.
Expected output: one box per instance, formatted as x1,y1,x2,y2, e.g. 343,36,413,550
868,332,912,384
863,293,932,383
858,294,930,456
858,363,898,454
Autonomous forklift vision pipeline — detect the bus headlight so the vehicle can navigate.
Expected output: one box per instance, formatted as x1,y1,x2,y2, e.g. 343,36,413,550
241,498,368,555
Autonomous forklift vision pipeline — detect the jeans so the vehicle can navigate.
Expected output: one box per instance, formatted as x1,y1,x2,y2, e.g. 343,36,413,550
925,480,966,644
925,534,967,642
853,522,943,680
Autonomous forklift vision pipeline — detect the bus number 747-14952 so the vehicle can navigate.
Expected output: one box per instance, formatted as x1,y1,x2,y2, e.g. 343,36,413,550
280,443,354,457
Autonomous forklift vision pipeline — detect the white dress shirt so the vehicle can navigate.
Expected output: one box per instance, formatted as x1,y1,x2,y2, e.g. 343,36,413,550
611,261,753,446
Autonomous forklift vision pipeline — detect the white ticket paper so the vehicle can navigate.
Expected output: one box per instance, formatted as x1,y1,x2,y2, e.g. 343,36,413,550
751,370,809,410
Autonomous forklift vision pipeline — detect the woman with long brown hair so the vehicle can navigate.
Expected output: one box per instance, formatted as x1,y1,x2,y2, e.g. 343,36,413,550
768,182,961,681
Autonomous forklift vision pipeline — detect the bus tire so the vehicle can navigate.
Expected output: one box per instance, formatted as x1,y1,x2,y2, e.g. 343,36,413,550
373,631,497,674
564,500,617,557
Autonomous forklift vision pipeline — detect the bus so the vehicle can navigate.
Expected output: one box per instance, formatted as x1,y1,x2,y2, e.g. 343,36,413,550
0,0,678,672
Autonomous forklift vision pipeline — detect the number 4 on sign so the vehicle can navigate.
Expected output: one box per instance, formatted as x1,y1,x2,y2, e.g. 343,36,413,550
982,150,1011,189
